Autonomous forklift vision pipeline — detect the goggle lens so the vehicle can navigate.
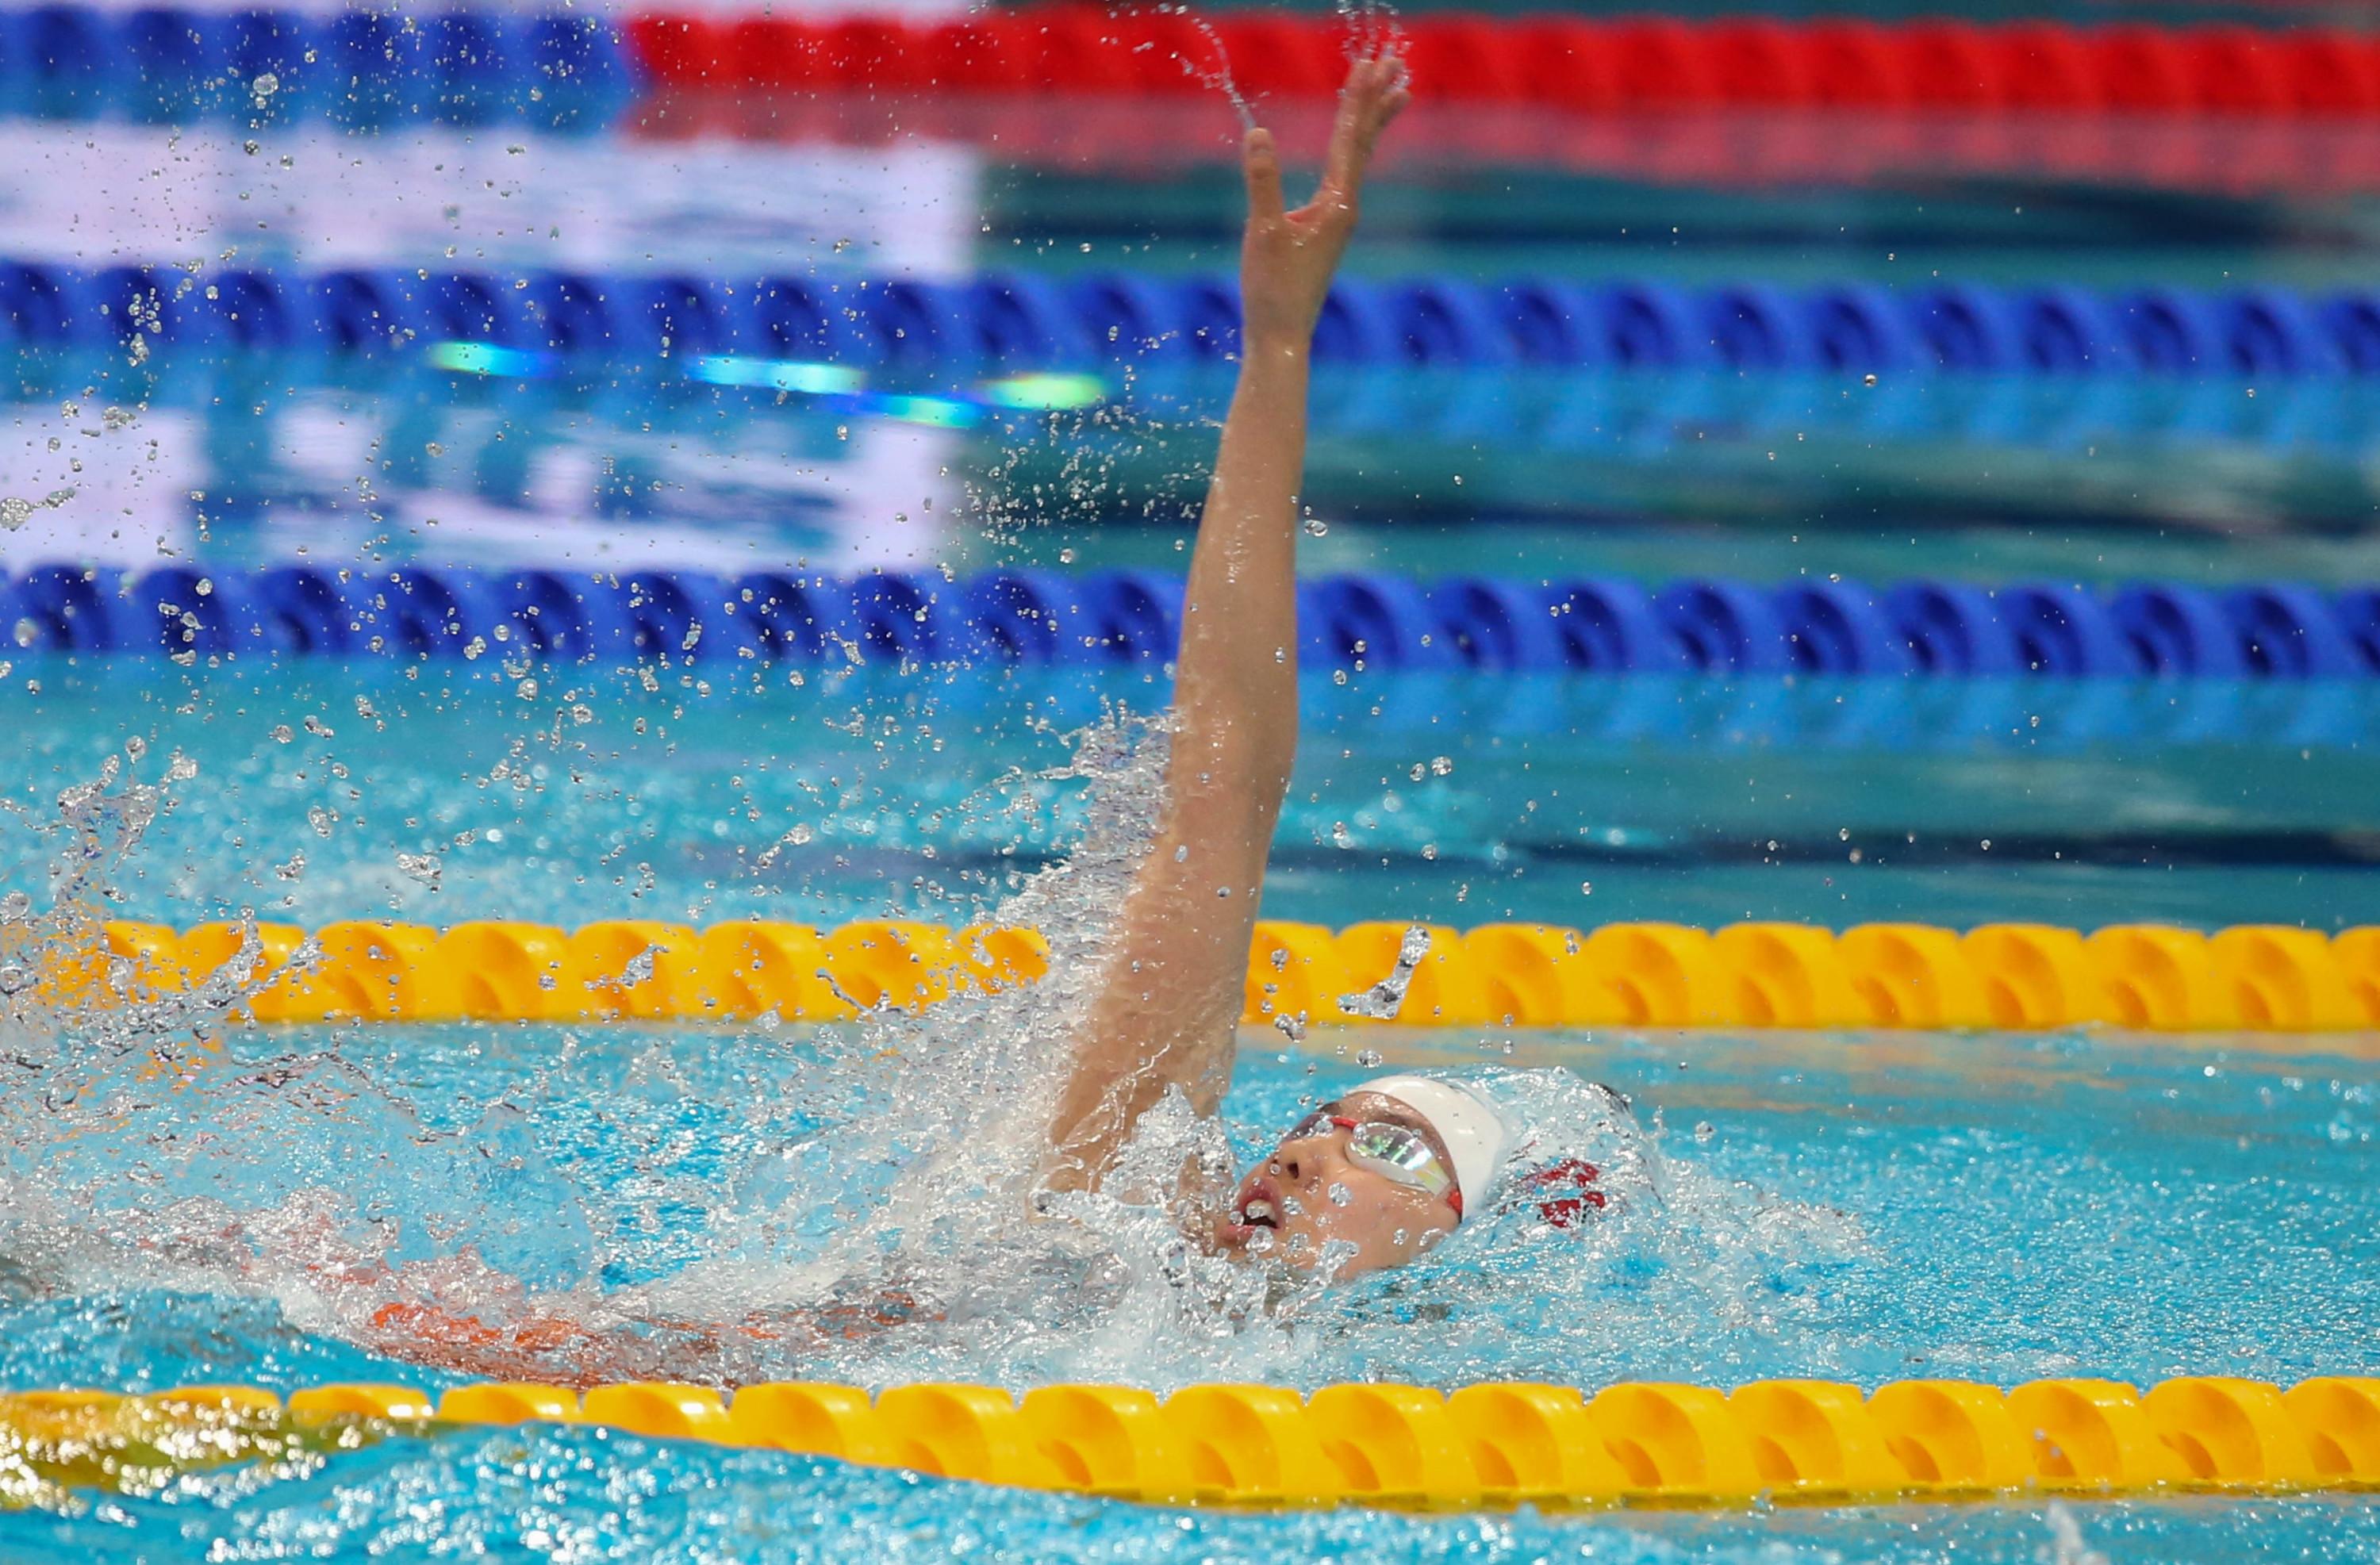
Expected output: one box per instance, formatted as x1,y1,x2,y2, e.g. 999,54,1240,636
1283,1109,1458,1206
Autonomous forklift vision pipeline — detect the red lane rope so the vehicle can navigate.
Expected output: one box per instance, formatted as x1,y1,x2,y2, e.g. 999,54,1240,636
621,9,2380,118
621,92,2380,196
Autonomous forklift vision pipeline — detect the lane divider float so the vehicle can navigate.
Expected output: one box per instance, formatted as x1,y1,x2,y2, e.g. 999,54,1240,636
9,6,2380,124
624,95,2380,200
633,10,2380,123
2,1375,2374,1510
38,918,2380,1033
17,9,2380,198
10,563,2378,678
10,260,2380,381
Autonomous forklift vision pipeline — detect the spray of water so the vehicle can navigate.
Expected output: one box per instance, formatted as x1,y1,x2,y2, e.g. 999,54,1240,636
2,746,278,1078
1334,0,1407,79
1334,923,1430,1018
2043,1502,2112,1565
1173,10,1258,133
0,658,1860,1402
1103,0,1411,141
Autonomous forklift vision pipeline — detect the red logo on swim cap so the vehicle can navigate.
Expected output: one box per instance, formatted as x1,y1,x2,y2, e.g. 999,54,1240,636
1529,1157,1607,1229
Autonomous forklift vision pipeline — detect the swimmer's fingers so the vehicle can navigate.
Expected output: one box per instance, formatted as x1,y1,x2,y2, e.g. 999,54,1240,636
1242,126,1286,228
1316,54,1408,216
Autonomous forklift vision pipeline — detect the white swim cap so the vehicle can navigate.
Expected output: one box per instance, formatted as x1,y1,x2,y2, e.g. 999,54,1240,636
1351,1073,1510,1220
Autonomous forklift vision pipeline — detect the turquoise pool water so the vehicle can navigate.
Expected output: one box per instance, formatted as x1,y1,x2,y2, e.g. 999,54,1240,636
8,3,2380,1554
9,661,2379,933
2,1016,2375,1559
0,654,2375,1559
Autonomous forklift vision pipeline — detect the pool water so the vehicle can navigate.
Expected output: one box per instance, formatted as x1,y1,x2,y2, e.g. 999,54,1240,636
3,586,2378,1561
2,1014,2375,1560
9,660,2379,934
8,6,2380,1555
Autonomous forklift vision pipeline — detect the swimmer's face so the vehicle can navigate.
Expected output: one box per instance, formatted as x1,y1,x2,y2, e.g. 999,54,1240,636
1215,1091,1459,1280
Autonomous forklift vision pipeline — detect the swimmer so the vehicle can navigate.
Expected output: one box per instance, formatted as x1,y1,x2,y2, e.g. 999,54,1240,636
370,53,1610,1381
1039,54,1501,1283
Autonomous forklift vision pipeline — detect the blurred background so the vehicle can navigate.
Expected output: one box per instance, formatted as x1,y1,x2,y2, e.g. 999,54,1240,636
4,0,2380,932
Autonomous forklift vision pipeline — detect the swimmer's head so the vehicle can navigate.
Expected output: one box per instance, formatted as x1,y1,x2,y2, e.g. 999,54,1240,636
1218,1074,1509,1279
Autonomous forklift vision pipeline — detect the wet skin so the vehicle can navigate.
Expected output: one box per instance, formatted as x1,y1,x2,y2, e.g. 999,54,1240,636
1215,1090,1461,1279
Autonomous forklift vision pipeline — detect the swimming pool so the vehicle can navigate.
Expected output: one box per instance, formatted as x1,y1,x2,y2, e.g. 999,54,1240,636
9,0,2380,1556
2,632,2378,1555
4,1003,2377,1559
10,658,2380,934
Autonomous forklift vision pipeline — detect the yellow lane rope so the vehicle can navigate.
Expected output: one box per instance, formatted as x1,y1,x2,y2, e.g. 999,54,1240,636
4,1375,2374,1510
32,918,2380,1031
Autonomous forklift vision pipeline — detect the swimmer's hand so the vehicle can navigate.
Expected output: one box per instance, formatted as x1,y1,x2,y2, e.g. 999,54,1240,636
1238,54,1410,354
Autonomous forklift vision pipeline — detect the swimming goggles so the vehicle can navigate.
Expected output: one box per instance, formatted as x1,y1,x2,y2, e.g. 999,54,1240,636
1286,1109,1463,1215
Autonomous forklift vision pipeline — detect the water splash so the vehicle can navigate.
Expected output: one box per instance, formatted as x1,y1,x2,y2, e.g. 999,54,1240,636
1167,8,1257,133
0,745,597,1328
1334,0,1405,66
1123,0,1408,143
0,704,1853,1401
1335,923,1430,1018
1,749,263,1065
2044,1502,2112,1565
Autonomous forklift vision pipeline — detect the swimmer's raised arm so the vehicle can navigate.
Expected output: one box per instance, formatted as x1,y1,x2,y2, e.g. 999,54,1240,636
1045,56,1408,1192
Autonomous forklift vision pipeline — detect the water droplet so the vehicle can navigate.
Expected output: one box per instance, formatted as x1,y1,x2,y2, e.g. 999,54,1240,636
307,805,335,838
1430,755,1453,776
1302,516,1328,537
1326,1182,1353,1207
1356,1049,1384,1068
1338,926,1430,1020
395,851,443,889
1695,1121,1716,1144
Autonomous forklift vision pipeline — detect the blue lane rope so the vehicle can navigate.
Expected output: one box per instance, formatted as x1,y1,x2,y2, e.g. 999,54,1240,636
9,261,2380,380
6,565,2377,681
0,5,632,131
